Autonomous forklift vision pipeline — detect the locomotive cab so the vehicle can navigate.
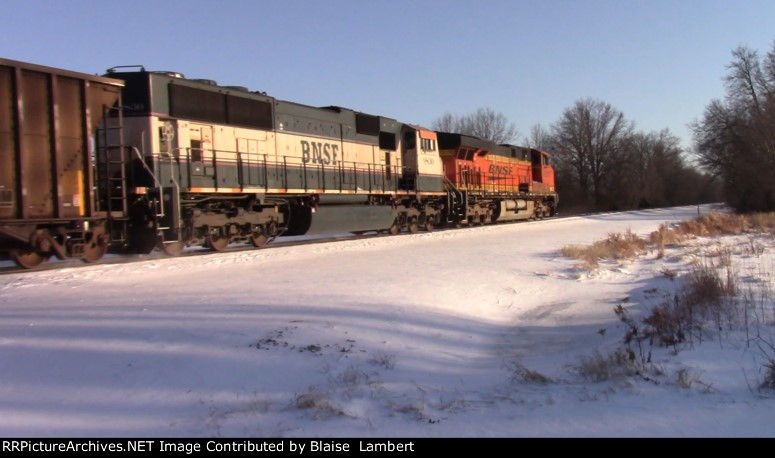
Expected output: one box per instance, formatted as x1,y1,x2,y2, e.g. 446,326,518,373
399,126,443,193
529,149,555,193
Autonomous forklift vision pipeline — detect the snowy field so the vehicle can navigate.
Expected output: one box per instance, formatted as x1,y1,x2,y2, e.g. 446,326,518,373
1,205,774,437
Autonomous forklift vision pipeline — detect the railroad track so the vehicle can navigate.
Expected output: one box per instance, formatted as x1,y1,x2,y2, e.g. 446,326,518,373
0,211,602,276
0,231,394,276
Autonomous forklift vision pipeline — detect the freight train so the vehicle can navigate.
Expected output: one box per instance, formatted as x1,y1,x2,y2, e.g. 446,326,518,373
0,57,557,269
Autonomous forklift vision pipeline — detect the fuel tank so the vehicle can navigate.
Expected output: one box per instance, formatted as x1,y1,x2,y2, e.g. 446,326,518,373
494,199,535,222
284,204,397,236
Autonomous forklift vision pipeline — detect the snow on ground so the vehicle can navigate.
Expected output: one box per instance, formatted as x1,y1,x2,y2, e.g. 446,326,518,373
1,205,774,437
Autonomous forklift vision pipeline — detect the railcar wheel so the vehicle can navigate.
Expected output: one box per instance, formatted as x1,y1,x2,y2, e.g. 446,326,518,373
82,240,108,263
11,250,49,269
162,242,185,257
425,220,434,232
388,224,400,235
207,235,230,252
250,233,269,248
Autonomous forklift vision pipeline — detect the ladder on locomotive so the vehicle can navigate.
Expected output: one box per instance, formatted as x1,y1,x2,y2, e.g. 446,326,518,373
443,177,468,224
95,104,128,243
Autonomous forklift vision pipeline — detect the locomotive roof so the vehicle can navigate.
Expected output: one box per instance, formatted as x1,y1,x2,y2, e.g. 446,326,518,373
436,132,495,152
436,131,552,159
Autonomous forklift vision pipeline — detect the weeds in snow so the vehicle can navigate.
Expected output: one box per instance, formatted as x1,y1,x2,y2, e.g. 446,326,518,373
294,386,345,419
563,211,775,270
675,368,695,389
589,220,775,393
368,352,396,370
760,360,775,390
744,236,766,256
506,361,553,385
561,229,646,270
568,349,641,383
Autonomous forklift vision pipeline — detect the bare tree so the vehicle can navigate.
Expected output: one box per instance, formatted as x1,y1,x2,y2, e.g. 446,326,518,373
725,46,772,114
612,129,689,208
525,123,552,150
693,39,775,211
432,107,519,144
551,98,632,207
432,112,461,133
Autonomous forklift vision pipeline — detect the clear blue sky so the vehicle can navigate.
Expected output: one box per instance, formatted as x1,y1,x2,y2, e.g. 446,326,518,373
3,0,774,148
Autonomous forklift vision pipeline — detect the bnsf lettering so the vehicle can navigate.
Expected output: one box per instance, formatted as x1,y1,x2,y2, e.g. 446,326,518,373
301,140,339,165
488,165,513,175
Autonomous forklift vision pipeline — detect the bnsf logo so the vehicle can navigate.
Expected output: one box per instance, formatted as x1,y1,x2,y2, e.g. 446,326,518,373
301,140,339,165
488,165,513,175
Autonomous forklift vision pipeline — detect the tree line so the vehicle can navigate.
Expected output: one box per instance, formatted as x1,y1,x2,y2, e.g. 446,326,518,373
435,38,775,214
433,102,718,214
693,40,775,212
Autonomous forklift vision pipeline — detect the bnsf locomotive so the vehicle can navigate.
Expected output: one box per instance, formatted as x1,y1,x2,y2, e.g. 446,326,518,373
0,58,557,269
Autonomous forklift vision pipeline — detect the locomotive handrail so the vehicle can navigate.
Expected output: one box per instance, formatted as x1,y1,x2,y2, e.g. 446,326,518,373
151,143,425,195
106,65,146,73
130,146,166,219
157,150,181,192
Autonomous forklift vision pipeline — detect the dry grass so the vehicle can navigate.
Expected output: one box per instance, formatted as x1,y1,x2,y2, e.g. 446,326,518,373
692,260,736,298
761,360,775,390
744,236,766,256
748,212,775,233
294,386,344,418
567,210,775,390
507,361,553,385
562,229,646,269
568,349,640,382
643,261,739,346
652,212,775,248
675,368,695,389
565,212,775,268
650,223,685,258
368,353,396,370
680,212,749,237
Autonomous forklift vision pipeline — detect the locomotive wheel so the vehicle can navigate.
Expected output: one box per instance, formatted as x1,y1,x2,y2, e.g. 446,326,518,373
408,221,419,234
207,235,230,252
82,239,108,263
162,242,185,257
425,220,434,232
11,250,49,269
250,233,269,248
388,224,400,236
